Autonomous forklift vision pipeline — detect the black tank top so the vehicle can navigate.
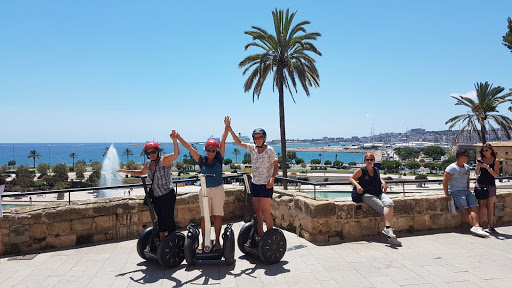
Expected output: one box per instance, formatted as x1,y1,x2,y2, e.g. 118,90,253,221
357,166,383,196
477,158,496,186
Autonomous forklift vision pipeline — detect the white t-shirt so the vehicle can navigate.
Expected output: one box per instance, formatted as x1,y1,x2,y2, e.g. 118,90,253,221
445,163,470,192
248,144,278,185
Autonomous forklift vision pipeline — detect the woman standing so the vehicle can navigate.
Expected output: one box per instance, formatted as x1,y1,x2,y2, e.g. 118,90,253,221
225,116,279,242
177,121,229,251
349,153,400,244
476,143,500,233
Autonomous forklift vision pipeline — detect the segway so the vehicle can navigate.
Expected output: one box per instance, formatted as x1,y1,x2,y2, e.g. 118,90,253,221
136,176,185,268
237,173,287,264
183,174,235,265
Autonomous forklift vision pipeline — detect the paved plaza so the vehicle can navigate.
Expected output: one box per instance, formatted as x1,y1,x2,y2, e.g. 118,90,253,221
1,222,512,288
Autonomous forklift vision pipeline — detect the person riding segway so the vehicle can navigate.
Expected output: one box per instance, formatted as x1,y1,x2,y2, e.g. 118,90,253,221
118,134,185,268
183,174,235,265
226,117,287,264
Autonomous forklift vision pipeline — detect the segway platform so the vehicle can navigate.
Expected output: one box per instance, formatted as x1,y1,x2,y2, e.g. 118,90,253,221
183,174,236,266
238,173,287,264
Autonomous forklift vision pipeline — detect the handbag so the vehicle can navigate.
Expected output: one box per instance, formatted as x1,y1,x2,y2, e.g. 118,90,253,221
351,186,363,203
474,186,489,200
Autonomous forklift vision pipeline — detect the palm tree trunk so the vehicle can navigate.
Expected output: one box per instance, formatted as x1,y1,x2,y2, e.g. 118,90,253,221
480,120,487,144
277,70,288,189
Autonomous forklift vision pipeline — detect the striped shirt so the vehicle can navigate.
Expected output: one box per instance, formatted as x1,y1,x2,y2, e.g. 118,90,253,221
147,158,174,197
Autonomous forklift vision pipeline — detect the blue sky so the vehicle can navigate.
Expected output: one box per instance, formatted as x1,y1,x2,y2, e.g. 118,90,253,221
1,0,512,143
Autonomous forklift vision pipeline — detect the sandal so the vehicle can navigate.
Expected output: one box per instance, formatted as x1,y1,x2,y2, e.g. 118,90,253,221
214,243,222,251
197,243,203,251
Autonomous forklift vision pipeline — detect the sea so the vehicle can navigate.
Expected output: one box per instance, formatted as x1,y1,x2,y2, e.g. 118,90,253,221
0,143,365,167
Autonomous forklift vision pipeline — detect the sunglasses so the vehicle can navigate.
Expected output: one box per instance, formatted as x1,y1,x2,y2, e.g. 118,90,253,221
365,158,375,162
206,148,217,153
145,150,158,156
483,149,491,152
253,136,263,140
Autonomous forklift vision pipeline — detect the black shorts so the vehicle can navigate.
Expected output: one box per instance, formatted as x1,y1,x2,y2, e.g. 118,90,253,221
251,183,273,198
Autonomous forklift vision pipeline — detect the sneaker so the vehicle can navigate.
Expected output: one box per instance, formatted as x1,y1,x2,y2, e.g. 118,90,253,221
488,227,497,233
470,226,490,238
387,237,401,245
382,227,396,238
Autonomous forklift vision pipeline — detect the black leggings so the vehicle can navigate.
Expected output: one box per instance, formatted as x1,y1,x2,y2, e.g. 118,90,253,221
152,189,177,234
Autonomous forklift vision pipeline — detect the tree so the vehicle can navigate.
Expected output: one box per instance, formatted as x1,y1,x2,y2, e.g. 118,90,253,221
12,166,35,188
332,160,343,168
125,160,140,170
8,160,16,168
242,158,252,164
27,150,41,168
445,81,512,144
503,17,512,54
122,148,133,163
295,158,304,165
310,159,321,165
75,162,86,180
421,146,446,161
324,160,332,166
406,161,421,174
243,152,251,161
381,160,401,173
318,154,322,164
239,8,321,187
232,149,241,163
224,158,233,166
36,163,51,176
394,147,419,161
69,153,77,168
287,151,297,162
91,161,102,171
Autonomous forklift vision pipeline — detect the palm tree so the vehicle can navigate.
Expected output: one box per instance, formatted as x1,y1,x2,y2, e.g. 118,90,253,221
318,153,322,164
27,150,41,168
239,8,321,186
69,153,77,168
445,81,512,144
122,148,133,163
233,149,241,163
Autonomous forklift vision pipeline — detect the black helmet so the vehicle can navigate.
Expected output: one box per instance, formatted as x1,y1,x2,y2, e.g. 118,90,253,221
252,128,267,140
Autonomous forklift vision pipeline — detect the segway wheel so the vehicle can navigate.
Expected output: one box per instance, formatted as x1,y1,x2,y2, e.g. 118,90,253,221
136,227,153,260
258,228,287,264
237,222,254,254
223,228,235,265
184,235,197,266
157,233,185,268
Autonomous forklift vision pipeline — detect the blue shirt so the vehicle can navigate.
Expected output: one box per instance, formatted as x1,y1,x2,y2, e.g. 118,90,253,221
198,152,223,188
446,162,470,192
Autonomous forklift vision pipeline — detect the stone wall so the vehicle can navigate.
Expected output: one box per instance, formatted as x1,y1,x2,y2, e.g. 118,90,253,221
2,187,512,255
271,191,512,243
0,187,245,255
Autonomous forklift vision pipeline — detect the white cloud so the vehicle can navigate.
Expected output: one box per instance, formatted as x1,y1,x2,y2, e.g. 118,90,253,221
449,91,476,99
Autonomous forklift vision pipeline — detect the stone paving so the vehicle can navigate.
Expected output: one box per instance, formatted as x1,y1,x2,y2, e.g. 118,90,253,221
1,222,512,288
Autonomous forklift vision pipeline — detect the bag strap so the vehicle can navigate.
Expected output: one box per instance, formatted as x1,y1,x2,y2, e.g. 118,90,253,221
148,157,160,193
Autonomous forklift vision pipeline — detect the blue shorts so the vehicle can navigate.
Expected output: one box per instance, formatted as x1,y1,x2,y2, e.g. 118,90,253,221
251,183,273,198
450,189,478,209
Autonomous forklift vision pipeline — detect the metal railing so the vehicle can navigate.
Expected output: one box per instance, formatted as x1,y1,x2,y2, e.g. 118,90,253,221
276,176,512,200
1,174,247,205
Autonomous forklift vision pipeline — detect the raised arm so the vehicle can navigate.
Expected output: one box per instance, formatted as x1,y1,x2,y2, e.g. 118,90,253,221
219,120,229,158
161,130,180,167
177,134,200,162
225,116,249,150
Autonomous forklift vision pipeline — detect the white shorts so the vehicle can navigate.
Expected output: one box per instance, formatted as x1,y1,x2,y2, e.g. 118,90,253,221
199,185,225,216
